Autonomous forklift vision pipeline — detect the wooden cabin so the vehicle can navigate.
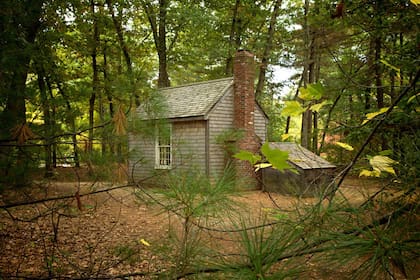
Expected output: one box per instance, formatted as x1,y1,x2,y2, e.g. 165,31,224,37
128,51,268,186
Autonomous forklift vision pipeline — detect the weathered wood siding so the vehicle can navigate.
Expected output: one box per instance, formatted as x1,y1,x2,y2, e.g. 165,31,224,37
128,83,267,183
128,120,207,184
128,132,155,182
207,87,235,176
254,105,267,142
172,120,207,172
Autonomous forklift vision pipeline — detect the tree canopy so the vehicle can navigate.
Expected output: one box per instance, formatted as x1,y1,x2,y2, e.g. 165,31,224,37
0,0,419,278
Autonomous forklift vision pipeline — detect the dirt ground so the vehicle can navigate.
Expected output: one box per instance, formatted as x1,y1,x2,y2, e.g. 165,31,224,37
0,174,384,279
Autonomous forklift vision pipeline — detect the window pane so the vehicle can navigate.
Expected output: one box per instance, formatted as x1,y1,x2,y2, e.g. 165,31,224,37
156,123,171,168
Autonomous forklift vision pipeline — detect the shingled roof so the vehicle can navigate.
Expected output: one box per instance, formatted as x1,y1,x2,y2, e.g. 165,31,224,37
138,77,233,120
269,142,336,170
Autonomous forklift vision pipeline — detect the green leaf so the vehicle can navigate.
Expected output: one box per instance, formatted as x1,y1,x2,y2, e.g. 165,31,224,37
310,100,332,112
370,155,398,176
335,141,354,151
233,150,261,165
407,93,419,104
139,238,151,246
359,169,381,177
410,0,420,6
380,59,400,73
298,83,324,101
379,149,392,156
280,101,305,117
362,107,389,125
261,142,293,172
281,134,292,141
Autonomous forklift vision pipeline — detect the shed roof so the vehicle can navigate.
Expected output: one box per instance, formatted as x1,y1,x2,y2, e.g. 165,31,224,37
137,77,233,120
269,142,336,170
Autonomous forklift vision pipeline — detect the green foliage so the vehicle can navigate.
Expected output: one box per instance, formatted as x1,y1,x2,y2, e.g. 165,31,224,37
298,82,324,101
260,142,294,172
224,218,302,279
215,128,245,157
280,101,305,117
140,167,237,275
234,150,261,166
359,154,398,178
234,143,295,173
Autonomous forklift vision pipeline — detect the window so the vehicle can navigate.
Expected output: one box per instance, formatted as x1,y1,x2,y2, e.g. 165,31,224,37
155,123,172,169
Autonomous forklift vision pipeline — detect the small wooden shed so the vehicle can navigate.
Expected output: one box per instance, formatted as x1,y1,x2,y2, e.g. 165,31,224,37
262,142,336,196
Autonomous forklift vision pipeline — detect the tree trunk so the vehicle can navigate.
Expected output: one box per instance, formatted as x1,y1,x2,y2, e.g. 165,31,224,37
142,0,170,88
36,67,53,176
89,0,100,153
157,0,170,87
107,0,139,106
0,0,43,185
56,83,80,167
225,0,241,75
255,0,282,99
374,36,384,108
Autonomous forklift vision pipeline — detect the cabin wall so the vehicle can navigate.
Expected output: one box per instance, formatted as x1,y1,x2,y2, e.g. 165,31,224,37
128,120,207,185
208,88,235,176
172,120,207,172
128,131,155,182
254,105,268,142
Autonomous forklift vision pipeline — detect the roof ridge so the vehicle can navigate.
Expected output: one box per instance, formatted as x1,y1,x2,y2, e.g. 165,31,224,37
160,77,233,91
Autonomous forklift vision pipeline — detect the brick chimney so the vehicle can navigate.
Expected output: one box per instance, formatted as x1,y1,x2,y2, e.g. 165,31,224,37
233,50,260,187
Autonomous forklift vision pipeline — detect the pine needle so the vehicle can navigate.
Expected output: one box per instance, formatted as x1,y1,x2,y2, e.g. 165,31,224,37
11,123,35,144
113,106,127,136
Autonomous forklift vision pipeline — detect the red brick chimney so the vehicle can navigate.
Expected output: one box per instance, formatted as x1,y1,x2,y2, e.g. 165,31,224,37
233,50,260,187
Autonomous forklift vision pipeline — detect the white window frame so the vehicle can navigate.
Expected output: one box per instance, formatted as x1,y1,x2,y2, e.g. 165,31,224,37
155,123,172,169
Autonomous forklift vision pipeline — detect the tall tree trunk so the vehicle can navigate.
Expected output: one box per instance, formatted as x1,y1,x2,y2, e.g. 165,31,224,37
157,0,170,87
56,83,80,167
107,0,139,106
285,75,303,135
0,0,43,185
89,0,100,153
225,0,241,75
374,36,384,108
103,40,114,154
36,67,53,176
319,94,341,154
142,0,170,88
47,81,58,168
300,0,314,150
255,0,282,99
374,1,384,109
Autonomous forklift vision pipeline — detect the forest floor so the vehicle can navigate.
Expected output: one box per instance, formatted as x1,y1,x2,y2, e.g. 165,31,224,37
0,169,385,279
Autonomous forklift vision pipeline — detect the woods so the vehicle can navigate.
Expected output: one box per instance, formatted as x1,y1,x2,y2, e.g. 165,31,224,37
1,0,419,279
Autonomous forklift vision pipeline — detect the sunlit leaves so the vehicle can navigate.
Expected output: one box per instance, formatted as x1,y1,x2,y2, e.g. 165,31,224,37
281,101,305,117
335,141,354,151
362,107,389,125
359,155,398,177
298,83,324,101
139,238,151,246
410,0,420,5
281,134,292,141
255,163,272,172
380,59,401,79
407,93,420,104
310,100,332,112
